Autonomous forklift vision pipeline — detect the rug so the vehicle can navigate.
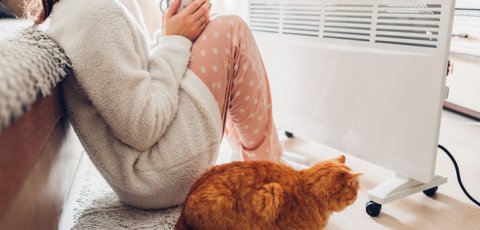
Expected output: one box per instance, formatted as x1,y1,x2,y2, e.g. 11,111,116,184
72,161,182,230
72,142,235,230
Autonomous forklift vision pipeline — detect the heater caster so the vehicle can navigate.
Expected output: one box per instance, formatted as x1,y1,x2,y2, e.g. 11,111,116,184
423,186,438,197
285,131,294,138
366,201,382,217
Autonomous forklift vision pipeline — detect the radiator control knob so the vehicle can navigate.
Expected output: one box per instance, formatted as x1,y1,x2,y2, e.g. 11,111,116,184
447,60,454,76
444,86,450,100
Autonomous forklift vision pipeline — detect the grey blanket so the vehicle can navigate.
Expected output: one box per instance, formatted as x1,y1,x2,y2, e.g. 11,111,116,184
0,20,72,131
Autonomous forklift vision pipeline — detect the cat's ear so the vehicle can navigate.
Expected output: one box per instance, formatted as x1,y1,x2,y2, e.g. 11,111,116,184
349,172,363,177
346,172,362,187
331,155,346,164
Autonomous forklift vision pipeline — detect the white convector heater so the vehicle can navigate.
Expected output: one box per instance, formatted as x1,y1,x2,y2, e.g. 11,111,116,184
247,0,456,215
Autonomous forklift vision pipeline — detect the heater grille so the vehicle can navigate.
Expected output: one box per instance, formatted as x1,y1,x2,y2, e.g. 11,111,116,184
375,4,442,48
248,1,443,49
323,4,373,42
249,2,282,33
282,3,322,37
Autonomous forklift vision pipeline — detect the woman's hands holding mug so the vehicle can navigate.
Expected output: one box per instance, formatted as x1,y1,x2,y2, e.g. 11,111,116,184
163,0,211,42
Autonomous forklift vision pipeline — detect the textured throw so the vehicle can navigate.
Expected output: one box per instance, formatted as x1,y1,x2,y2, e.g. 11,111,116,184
0,20,72,131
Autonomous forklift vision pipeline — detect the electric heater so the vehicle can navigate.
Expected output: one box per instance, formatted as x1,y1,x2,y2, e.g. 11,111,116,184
247,0,456,215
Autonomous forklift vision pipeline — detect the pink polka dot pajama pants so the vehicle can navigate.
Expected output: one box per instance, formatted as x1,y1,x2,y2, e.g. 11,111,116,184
188,14,282,162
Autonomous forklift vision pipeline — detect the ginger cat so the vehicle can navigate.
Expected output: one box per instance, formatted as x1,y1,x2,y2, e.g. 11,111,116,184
175,155,360,230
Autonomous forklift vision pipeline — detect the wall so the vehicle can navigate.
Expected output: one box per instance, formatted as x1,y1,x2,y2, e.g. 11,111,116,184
448,10,480,118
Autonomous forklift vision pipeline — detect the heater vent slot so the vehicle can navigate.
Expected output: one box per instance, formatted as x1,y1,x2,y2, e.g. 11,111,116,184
249,2,282,33
375,4,442,48
281,3,322,37
323,4,373,42
248,1,444,49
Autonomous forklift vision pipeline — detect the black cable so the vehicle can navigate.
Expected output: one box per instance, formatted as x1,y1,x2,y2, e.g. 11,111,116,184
438,144,480,207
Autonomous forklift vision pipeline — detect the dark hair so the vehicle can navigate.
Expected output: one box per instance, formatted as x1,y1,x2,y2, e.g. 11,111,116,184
27,0,60,24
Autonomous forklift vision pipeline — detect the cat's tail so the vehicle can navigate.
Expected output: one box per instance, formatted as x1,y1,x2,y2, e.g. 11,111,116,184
175,212,192,230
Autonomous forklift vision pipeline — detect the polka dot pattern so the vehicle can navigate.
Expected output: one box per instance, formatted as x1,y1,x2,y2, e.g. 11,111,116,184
187,14,282,162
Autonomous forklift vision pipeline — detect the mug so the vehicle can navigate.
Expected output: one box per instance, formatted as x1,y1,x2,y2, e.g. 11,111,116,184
159,0,195,13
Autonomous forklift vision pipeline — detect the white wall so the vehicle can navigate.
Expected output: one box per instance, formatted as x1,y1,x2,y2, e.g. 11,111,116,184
448,14,480,115
456,0,480,8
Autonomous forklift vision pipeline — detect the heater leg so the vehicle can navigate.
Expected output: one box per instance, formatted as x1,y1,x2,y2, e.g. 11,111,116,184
366,174,447,216
423,186,438,197
366,201,382,217
285,131,294,138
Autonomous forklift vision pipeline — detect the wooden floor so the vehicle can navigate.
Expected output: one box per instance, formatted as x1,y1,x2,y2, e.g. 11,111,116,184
279,110,480,230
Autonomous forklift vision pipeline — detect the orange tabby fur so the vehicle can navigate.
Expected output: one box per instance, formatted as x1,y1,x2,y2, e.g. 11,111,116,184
175,155,360,230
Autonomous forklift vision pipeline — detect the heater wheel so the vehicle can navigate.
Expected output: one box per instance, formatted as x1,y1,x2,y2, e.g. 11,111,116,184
366,201,382,217
285,131,294,138
423,186,438,197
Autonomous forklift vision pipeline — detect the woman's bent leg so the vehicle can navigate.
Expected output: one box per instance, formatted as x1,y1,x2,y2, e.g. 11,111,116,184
188,14,282,162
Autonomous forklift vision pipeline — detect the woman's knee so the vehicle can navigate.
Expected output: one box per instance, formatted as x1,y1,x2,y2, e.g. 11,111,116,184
209,14,248,32
221,14,247,26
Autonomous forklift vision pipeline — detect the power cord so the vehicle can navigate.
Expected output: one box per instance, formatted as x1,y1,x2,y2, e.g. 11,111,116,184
438,145,480,207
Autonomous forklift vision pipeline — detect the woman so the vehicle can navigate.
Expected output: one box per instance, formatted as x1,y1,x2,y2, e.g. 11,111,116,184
29,0,286,209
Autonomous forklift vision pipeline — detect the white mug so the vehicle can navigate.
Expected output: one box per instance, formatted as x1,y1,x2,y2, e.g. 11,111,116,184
159,0,195,13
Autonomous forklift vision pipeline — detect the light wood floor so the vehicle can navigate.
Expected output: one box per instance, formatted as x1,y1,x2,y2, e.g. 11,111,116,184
279,110,480,230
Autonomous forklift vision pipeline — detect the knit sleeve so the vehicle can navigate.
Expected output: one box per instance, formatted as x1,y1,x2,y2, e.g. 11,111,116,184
47,1,193,151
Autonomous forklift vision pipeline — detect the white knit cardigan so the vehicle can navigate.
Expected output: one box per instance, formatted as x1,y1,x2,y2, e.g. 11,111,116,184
46,0,222,209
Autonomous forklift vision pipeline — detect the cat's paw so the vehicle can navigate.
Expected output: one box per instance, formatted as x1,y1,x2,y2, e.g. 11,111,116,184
253,183,283,222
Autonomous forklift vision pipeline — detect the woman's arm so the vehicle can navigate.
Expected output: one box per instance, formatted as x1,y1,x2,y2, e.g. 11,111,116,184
47,0,193,151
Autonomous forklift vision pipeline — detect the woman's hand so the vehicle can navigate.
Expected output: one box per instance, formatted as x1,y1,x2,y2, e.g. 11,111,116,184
163,0,211,42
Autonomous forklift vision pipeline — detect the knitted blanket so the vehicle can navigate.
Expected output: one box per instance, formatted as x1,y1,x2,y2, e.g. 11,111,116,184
0,20,72,131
